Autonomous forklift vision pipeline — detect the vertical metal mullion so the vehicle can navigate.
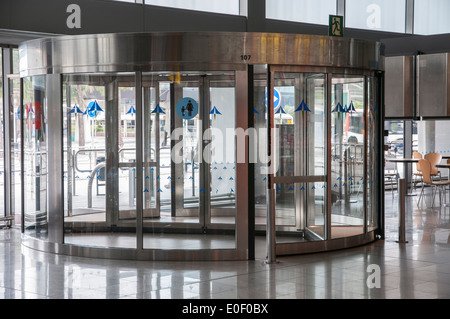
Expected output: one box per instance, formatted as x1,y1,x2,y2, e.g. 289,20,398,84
266,66,276,263
247,65,255,260
105,78,119,228
20,77,24,233
235,69,250,256
136,71,143,250
336,0,345,16
201,76,210,230
378,72,385,239
405,0,415,34
363,76,369,234
2,48,12,219
326,73,332,241
155,83,161,216
66,84,73,218
294,75,303,231
170,82,176,217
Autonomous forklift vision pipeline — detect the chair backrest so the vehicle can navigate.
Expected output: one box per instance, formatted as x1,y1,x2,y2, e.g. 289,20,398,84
385,155,397,172
424,153,442,175
413,152,423,171
419,159,433,184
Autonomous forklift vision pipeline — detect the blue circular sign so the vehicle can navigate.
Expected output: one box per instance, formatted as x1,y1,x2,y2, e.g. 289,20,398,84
176,97,199,120
265,89,282,109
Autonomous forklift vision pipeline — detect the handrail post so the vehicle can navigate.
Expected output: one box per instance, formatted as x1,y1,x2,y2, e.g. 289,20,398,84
397,178,408,243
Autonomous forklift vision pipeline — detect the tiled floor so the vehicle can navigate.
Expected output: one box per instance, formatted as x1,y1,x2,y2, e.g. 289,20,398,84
1,189,450,299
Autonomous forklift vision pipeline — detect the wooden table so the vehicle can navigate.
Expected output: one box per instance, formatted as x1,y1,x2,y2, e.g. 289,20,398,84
436,163,450,181
386,158,419,196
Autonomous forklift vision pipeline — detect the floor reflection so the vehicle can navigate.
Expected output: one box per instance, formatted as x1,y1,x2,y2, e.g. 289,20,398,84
0,186,450,299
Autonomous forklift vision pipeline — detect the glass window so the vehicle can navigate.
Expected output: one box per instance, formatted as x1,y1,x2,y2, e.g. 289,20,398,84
63,73,137,249
266,0,336,25
145,0,240,15
0,49,3,219
271,72,327,243
414,0,450,35
331,75,365,238
346,0,406,33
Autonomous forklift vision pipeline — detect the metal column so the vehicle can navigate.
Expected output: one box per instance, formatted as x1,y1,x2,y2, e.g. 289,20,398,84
266,66,276,263
105,78,119,229
46,74,64,243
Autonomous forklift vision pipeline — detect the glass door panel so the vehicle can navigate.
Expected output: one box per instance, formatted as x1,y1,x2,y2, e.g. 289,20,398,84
331,76,365,238
180,84,201,218
63,74,137,249
272,71,327,243
253,66,269,228
23,76,48,238
0,68,4,219
208,79,236,225
118,85,138,225
367,76,381,232
142,72,236,250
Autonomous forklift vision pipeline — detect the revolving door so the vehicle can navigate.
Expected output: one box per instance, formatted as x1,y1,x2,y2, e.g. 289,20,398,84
58,71,242,254
19,32,383,261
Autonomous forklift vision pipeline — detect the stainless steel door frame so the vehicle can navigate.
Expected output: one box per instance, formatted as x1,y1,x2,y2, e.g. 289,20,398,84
269,65,329,243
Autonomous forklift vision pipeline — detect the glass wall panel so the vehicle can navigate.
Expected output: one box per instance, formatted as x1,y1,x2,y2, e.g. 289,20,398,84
209,81,236,225
0,49,3,219
414,0,450,35
346,0,406,33
266,0,336,25
63,74,137,249
331,76,365,238
9,77,22,224
413,119,450,209
145,0,240,15
367,76,380,231
23,76,47,238
118,85,137,225
142,72,236,250
253,65,268,229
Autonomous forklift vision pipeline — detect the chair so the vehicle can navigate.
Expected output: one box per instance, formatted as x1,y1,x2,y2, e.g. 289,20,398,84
424,152,442,180
412,152,423,190
417,158,450,208
385,154,398,196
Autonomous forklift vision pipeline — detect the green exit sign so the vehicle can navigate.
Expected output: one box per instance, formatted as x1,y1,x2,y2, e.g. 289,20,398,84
329,15,344,37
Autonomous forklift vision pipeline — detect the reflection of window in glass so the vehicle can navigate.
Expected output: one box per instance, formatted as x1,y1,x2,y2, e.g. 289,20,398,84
346,0,406,33
145,0,240,15
266,0,336,25
414,0,450,35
